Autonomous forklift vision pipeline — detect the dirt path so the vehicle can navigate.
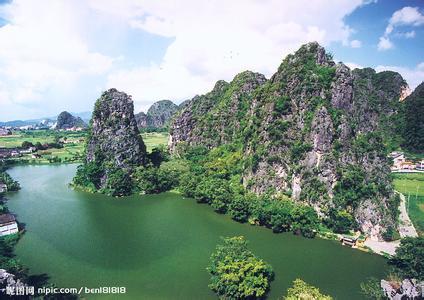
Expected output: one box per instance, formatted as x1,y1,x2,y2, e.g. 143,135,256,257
397,192,418,238
364,191,418,256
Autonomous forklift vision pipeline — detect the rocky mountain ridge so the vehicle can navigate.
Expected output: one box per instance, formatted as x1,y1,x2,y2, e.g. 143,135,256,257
403,82,424,152
56,111,87,129
169,42,409,239
135,100,179,130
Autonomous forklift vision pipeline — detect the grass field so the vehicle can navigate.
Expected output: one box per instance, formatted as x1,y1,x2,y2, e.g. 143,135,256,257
0,133,56,148
0,130,169,164
0,130,86,164
141,132,169,152
393,173,424,236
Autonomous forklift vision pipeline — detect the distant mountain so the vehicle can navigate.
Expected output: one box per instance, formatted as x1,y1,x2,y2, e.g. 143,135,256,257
72,111,92,124
0,111,91,128
56,111,87,129
135,100,179,130
0,120,38,127
135,112,148,128
178,99,191,109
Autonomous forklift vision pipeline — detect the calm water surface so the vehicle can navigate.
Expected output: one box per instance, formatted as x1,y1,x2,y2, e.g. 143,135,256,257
7,164,388,299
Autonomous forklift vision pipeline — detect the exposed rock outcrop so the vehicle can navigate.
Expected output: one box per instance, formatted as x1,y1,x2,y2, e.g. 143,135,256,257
381,279,423,299
56,111,86,129
135,112,148,128
169,42,407,239
169,71,267,152
84,88,147,190
135,100,179,130
0,269,27,294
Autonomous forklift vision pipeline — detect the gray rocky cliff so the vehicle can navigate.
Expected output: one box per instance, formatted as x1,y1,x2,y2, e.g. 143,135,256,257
169,71,267,153
169,42,407,239
56,111,86,129
135,100,179,130
86,88,146,186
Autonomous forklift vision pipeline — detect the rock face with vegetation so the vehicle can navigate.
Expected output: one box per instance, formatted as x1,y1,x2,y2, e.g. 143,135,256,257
170,42,407,239
74,88,147,196
135,100,179,130
169,71,267,150
403,82,424,153
56,111,86,129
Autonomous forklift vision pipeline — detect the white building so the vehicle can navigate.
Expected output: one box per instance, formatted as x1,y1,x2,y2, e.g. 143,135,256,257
0,183,6,193
417,160,424,171
19,147,36,154
390,152,405,171
0,214,18,236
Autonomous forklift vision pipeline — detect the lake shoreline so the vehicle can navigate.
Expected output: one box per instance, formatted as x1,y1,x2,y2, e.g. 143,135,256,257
6,164,389,299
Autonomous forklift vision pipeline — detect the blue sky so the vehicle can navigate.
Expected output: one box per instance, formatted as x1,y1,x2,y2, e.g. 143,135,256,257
0,0,423,121
329,0,424,69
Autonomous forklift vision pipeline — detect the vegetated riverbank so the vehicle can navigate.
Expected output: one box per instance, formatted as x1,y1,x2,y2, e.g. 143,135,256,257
7,164,389,299
0,163,56,298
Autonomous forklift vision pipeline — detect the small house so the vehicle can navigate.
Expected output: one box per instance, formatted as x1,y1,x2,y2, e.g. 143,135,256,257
0,183,7,193
10,151,21,157
401,161,415,170
416,160,424,171
390,152,405,170
19,147,36,154
341,236,357,247
0,128,11,136
0,214,18,236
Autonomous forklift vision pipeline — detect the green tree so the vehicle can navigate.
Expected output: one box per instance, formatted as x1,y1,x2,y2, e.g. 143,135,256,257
193,177,233,213
159,159,190,188
228,194,251,223
291,205,319,238
0,235,25,276
0,171,21,191
269,200,294,233
21,141,34,148
285,279,332,300
388,237,424,281
147,146,169,167
179,172,200,198
207,236,274,299
105,168,132,196
360,277,385,300
133,166,173,194
327,209,354,234
34,142,46,150
333,166,369,208
73,162,103,190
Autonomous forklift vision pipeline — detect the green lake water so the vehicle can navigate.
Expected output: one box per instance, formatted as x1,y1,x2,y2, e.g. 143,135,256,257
6,164,388,299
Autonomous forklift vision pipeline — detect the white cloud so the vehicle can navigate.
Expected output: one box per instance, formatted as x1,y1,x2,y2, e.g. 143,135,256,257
404,30,416,38
387,6,424,33
350,39,362,48
0,0,113,119
378,36,393,51
375,62,424,90
85,0,370,112
379,6,424,50
345,62,363,70
0,0,389,119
